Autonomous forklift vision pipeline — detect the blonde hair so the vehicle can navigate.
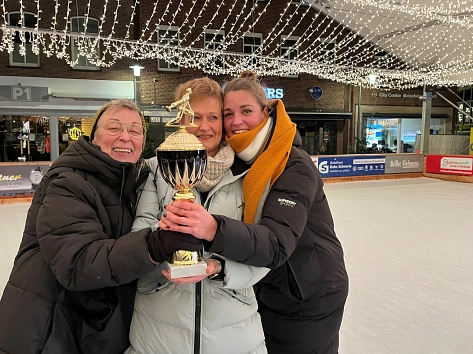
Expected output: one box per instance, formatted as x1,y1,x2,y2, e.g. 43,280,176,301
174,77,223,108
90,99,145,140
223,70,268,109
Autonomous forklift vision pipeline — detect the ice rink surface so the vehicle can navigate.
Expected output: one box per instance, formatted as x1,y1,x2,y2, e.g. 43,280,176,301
0,177,472,353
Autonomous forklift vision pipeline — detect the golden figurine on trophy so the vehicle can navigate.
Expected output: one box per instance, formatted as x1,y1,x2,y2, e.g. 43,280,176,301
156,88,208,278
165,88,195,127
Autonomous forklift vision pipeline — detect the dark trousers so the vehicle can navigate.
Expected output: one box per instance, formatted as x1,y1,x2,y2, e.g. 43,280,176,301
259,289,347,354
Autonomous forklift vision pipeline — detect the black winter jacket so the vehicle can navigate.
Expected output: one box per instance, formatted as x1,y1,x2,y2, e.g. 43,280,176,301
0,136,155,354
209,124,348,318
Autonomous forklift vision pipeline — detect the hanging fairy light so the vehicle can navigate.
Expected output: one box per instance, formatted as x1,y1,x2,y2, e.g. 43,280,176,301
2,0,473,89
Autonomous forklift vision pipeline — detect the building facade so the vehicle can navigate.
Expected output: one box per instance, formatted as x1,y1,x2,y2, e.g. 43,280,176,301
0,0,459,164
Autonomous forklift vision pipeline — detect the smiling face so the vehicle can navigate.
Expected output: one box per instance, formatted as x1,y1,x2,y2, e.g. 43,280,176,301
223,90,268,138
92,106,144,163
185,97,223,157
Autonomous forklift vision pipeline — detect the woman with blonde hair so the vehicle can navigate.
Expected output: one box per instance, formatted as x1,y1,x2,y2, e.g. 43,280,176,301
127,77,268,354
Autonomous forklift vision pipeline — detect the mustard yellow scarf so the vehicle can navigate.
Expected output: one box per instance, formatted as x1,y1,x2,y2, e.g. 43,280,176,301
226,99,296,223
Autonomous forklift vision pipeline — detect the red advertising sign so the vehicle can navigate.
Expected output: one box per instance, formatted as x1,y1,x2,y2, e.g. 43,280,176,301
425,155,473,176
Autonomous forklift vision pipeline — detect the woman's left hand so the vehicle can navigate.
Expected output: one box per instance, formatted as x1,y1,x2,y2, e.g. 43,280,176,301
162,258,221,284
159,201,218,242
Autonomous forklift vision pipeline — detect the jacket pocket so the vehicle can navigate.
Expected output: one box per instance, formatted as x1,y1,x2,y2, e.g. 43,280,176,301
287,244,325,301
136,264,170,294
218,287,253,306
79,305,123,354
287,263,303,301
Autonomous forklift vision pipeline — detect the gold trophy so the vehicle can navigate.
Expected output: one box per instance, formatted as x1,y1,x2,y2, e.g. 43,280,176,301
156,88,208,278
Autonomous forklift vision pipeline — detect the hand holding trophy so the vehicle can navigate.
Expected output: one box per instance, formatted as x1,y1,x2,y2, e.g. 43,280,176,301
156,89,208,279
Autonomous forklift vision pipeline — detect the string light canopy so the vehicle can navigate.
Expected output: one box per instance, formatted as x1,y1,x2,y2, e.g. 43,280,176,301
2,0,473,89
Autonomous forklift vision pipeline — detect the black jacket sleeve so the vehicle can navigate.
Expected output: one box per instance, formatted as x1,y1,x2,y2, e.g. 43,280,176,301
36,172,155,291
209,150,319,268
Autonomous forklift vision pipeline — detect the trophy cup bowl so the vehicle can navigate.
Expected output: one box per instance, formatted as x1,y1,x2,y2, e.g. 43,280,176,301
156,127,208,279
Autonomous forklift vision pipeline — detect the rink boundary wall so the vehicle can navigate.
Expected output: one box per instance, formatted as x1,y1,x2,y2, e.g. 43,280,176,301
0,172,429,204
1,154,472,204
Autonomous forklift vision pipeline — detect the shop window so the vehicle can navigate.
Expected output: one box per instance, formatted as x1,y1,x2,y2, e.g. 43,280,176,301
158,27,180,72
243,33,262,66
0,115,99,162
458,87,469,101
0,116,51,162
204,31,225,72
70,17,100,70
8,12,40,67
294,120,337,155
280,35,299,78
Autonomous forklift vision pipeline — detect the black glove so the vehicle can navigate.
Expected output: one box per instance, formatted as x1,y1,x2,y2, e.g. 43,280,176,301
147,229,203,263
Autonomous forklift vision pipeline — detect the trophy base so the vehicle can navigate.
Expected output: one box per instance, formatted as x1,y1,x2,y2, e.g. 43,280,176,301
165,260,208,279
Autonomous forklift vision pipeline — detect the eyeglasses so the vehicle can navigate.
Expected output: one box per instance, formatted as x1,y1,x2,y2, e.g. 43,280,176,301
96,120,145,139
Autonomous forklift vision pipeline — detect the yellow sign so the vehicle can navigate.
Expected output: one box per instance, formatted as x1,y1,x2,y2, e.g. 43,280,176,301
68,127,83,141
0,174,22,181
470,128,473,156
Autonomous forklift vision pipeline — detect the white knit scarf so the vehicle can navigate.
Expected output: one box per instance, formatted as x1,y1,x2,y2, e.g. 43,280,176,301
195,141,235,192
235,117,273,164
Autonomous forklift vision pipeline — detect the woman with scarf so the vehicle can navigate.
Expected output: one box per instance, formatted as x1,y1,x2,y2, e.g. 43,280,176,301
126,77,268,354
162,71,349,354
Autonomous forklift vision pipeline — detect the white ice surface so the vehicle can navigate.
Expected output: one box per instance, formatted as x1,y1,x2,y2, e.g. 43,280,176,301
0,203,28,293
0,177,472,353
324,177,473,353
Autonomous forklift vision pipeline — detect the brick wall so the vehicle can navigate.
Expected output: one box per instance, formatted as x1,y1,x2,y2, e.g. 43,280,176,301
1,0,350,112
0,0,137,81
136,0,348,110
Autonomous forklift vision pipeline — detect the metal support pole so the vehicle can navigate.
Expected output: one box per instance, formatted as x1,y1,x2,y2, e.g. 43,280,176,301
49,115,59,161
420,86,432,154
397,118,402,153
133,75,143,106
357,86,362,152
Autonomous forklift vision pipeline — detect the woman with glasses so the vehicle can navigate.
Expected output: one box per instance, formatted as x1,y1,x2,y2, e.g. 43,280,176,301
0,100,202,354
126,77,268,354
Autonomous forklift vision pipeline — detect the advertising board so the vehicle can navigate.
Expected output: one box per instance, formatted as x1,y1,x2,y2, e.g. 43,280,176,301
425,155,473,176
384,154,424,173
0,163,50,196
316,156,386,178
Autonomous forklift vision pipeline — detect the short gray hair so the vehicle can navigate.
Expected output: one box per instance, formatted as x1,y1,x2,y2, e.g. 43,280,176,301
90,99,145,140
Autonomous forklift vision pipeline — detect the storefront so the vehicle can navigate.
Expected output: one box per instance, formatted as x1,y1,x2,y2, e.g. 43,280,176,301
362,112,449,153
0,76,134,163
0,114,99,162
288,112,351,155
353,88,455,153
0,76,133,196
143,84,351,157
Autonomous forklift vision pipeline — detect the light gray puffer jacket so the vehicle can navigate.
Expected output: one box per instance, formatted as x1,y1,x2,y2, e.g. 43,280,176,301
126,157,268,354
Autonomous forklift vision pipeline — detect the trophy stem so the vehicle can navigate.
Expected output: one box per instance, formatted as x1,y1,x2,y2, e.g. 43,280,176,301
169,197,204,268
173,189,195,203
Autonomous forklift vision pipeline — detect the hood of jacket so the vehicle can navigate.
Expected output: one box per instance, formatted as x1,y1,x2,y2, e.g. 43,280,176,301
48,136,147,196
293,130,302,148
268,99,302,150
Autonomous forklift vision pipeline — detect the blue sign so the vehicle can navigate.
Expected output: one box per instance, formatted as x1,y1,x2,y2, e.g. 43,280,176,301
309,86,323,100
263,88,284,99
316,156,386,177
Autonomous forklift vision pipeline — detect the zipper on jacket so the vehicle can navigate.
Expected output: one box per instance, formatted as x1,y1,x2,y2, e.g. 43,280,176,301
287,262,305,317
193,281,202,354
